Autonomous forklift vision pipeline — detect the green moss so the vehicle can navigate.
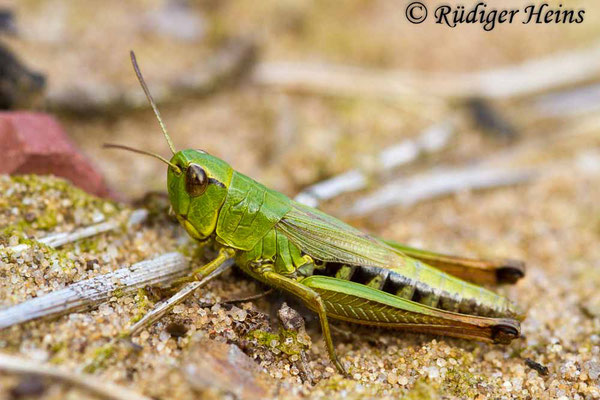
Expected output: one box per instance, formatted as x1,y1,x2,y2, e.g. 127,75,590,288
49,356,65,365
442,366,485,398
0,226,28,243
130,288,152,324
83,344,115,373
50,341,66,353
1,233,79,273
35,206,59,229
402,379,440,400
248,328,308,356
3,175,122,232
71,236,103,253
11,175,116,211
314,375,358,393
49,341,67,365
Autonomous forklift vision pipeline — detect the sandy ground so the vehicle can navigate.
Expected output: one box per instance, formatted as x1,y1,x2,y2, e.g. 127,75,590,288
1,0,600,398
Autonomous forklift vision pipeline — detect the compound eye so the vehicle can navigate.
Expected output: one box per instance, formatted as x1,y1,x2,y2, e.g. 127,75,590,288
185,163,208,197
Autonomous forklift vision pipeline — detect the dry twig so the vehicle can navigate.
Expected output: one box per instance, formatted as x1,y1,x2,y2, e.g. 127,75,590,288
6,209,148,255
295,121,454,207
346,166,535,216
0,252,189,330
0,353,152,400
253,42,600,100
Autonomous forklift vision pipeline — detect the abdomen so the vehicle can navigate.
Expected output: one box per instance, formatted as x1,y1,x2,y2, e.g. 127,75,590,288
310,261,522,320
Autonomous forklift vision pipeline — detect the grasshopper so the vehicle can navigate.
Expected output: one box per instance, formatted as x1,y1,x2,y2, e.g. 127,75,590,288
107,52,525,375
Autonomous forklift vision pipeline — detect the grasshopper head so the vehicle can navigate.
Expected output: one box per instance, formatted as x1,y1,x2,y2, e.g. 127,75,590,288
167,149,233,240
105,51,234,240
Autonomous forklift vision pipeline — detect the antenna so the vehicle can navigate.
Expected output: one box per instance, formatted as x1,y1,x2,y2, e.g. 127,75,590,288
103,143,181,174
130,50,177,155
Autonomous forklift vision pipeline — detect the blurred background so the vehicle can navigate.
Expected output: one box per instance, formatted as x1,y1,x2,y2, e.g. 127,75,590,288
1,0,600,398
1,0,598,201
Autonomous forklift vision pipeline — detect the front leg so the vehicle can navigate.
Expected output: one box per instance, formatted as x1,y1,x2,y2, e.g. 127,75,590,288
257,267,348,376
122,247,235,338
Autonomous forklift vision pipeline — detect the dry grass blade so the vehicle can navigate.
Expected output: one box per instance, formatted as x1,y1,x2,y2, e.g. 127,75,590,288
253,41,600,100
6,209,148,254
0,352,152,400
0,252,189,330
295,121,454,207
535,83,600,117
347,166,535,216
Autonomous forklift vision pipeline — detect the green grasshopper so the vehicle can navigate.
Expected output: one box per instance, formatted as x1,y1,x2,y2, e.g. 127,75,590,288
107,52,525,375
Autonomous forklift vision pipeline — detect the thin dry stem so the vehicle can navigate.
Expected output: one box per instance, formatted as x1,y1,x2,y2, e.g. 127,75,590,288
295,121,454,207
0,352,152,400
6,209,148,255
253,42,600,100
0,252,189,330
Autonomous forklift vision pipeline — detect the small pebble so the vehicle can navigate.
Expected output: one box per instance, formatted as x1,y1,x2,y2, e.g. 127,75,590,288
387,373,398,385
230,306,247,322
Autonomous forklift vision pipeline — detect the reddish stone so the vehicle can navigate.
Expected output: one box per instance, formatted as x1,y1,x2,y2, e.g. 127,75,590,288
0,112,115,198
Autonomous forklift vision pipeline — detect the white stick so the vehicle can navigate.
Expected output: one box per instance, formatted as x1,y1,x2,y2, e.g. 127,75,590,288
295,121,454,207
0,252,188,330
346,166,535,216
5,209,148,255
535,83,600,118
0,353,151,400
253,41,600,100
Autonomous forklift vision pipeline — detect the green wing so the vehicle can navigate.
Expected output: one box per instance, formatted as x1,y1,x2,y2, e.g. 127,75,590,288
276,202,521,320
276,202,405,268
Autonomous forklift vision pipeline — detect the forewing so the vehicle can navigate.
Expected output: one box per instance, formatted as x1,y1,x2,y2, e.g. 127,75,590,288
277,202,405,268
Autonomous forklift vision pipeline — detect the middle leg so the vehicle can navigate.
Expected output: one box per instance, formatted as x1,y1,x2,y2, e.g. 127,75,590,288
258,268,348,376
